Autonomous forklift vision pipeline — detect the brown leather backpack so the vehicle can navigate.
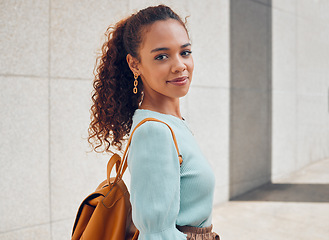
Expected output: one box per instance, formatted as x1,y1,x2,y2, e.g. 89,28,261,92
71,118,182,240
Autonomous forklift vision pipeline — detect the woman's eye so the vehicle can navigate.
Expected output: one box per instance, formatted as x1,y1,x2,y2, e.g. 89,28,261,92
155,54,168,60
181,50,192,57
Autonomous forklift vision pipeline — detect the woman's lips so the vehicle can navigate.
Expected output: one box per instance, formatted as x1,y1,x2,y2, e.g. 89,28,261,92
166,76,188,86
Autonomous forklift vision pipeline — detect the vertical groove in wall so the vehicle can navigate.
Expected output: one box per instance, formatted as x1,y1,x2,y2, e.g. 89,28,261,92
227,0,232,200
294,1,298,171
48,0,53,239
268,0,273,180
228,0,234,199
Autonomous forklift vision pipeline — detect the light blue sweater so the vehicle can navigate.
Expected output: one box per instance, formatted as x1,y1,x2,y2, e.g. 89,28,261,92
127,109,215,240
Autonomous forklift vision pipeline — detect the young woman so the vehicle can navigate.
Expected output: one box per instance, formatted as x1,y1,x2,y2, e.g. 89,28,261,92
89,5,219,240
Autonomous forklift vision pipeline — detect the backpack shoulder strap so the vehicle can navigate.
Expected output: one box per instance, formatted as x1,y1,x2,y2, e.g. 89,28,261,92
114,117,182,184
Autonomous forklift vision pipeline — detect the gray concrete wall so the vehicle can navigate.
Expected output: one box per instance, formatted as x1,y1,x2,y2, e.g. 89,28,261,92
272,0,329,180
0,1,128,239
229,0,272,198
0,0,229,239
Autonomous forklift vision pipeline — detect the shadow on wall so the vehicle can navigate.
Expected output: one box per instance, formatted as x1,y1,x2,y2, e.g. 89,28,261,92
232,183,329,203
229,0,272,199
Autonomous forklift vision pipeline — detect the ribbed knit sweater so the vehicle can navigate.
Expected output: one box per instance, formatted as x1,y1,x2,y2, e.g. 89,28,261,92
127,109,215,240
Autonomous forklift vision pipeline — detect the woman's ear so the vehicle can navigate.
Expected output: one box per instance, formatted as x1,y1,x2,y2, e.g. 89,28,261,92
126,54,140,75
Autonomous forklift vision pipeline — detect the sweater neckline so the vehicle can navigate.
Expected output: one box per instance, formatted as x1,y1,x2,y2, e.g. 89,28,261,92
134,109,194,135
135,109,185,122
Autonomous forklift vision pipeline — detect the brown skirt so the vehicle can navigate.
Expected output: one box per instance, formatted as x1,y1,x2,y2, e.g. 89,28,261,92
177,225,220,240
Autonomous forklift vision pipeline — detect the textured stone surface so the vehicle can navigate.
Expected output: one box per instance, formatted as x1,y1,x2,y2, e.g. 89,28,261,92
230,175,270,199
271,5,298,181
272,91,296,180
0,76,49,232
51,219,73,240
0,225,51,240
251,0,271,6
187,0,230,88
229,0,272,199
295,94,329,170
187,86,230,204
294,2,329,171
230,0,271,91
297,18,329,95
297,94,327,126
276,158,329,184
272,0,329,181
297,0,329,23
214,200,329,240
229,88,271,197
272,0,296,13
0,0,49,76
272,8,296,92
50,0,129,79
50,79,108,221
213,159,329,240
296,123,329,170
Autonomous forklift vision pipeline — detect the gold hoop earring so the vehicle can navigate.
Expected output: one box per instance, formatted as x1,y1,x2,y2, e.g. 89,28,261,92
133,73,139,94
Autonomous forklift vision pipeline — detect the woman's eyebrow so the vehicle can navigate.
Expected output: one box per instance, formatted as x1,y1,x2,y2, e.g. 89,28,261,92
150,47,169,53
181,43,191,48
150,43,191,53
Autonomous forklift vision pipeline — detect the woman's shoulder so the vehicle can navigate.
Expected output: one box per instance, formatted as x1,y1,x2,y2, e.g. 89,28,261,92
131,111,171,137
128,110,182,166
131,109,182,129
129,109,185,145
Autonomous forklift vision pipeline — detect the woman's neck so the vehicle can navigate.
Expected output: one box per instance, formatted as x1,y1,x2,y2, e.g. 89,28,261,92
139,95,182,119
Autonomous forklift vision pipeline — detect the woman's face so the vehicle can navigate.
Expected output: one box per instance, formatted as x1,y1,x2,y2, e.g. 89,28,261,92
135,19,194,100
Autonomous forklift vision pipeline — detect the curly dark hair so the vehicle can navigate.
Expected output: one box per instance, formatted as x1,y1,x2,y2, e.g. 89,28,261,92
88,5,187,152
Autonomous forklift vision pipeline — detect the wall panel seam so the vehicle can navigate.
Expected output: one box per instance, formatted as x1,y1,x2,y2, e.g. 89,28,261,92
48,0,53,239
0,221,52,235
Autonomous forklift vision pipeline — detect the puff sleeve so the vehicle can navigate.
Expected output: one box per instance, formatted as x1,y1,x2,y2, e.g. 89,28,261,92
127,121,186,240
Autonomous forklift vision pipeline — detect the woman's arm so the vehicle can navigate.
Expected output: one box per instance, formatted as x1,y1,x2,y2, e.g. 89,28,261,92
128,121,186,240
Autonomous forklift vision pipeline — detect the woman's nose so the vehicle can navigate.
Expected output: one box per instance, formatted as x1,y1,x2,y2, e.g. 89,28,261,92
171,56,186,73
